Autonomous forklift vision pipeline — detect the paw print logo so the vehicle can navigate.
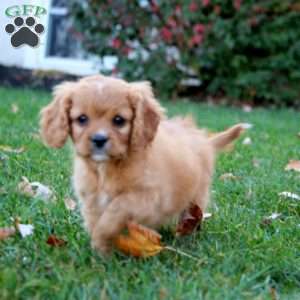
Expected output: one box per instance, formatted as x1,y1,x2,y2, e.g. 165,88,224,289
5,16,44,48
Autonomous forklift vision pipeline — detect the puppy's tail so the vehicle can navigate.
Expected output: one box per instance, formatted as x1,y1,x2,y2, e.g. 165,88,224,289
209,123,251,151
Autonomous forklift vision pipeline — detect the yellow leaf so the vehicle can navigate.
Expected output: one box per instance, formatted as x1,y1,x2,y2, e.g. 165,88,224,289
115,222,203,261
114,222,164,257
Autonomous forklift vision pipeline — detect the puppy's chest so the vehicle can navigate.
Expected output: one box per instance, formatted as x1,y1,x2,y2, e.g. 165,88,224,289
97,191,111,209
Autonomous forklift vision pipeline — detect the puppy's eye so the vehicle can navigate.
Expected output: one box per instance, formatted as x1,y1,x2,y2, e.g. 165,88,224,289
112,115,126,127
76,114,89,126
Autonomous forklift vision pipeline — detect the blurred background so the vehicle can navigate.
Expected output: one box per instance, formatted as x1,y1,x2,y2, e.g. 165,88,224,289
1,0,299,108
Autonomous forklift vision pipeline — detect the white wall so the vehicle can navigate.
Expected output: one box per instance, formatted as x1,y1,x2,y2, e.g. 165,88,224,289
0,1,26,67
0,0,116,76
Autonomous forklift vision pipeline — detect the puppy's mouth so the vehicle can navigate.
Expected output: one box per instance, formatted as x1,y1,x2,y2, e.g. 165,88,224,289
91,144,110,162
92,151,108,162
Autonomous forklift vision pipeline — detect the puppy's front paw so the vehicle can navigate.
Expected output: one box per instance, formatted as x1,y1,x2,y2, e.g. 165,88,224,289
91,238,112,256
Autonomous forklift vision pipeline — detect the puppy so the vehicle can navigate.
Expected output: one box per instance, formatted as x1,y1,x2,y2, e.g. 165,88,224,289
40,75,244,254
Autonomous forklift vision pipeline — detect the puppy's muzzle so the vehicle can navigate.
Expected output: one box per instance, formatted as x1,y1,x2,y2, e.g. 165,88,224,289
91,133,108,149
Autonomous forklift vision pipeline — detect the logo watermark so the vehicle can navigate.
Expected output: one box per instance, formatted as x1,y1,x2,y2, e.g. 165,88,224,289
4,5,47,48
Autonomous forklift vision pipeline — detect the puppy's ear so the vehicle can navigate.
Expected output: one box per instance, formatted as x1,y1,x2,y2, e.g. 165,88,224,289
129,81,165,151
40,82,74,148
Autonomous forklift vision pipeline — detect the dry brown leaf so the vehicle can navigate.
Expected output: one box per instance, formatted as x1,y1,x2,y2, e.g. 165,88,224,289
261,213,282,227
0,145,25,154
176,204,203,236
285,160,300,172
219,173,239,181
18,176,55,201
115,222,163,257
11,103,19,113
115,222,202,261
0,227,16,240
46,234,67,247
64,197,77,211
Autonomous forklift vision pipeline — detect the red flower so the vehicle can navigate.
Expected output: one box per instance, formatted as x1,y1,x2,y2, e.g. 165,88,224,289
111,67,119,75
193,23,205,34
112,38,121,49
248,17,258,27
175,4,182,15
150,1,159,13
188,34,203,48
122,46,132,56
189,2,198,12
202,0,210,7
234,0,242,10
167,17,177,28
160,27,172,42
214,5,221,15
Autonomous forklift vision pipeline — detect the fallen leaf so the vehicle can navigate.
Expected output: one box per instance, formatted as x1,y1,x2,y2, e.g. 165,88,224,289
219,173,239,181
46,234,67,247
0,227,16,240
252,158,260,168
269,287,278,300
64,197,77,211
115,222,202,261
265,213,282,220
242,105,252,113
30,132,41,140
176,204,203,236
18,177,35,197
261,213,282,226
0,187,7,195
18,176,55,201
0,145,24,154
11,103,19,113
240,123,253,130
17,223,34,238
203,213,212,220
242,137,252,145
285,160,300,172
278,191,300,201
115,222,163,257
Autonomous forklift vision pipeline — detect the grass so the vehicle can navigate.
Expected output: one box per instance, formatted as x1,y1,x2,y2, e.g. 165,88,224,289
0,86,299,300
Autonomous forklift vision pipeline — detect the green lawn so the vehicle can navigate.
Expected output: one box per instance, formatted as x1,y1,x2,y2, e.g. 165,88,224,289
0,86,299,300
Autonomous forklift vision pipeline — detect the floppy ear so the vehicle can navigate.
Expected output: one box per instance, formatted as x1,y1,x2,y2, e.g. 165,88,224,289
40,82,74,148
129,82,165,151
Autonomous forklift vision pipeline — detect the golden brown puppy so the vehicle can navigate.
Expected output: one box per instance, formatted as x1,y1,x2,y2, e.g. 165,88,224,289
40,75,245,254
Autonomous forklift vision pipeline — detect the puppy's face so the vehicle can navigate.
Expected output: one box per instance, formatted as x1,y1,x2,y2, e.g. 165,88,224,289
70,80,133,161
40,76,163,162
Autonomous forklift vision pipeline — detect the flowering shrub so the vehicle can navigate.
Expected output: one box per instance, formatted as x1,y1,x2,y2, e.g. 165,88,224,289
71,0,300,106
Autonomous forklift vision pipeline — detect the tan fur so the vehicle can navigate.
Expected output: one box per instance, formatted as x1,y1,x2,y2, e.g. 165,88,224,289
40,75,244,254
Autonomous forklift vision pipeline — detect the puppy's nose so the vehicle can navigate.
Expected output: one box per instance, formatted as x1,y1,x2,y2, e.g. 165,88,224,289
91,133,108,148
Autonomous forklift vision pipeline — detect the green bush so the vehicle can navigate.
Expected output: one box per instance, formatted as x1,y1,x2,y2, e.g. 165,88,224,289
70,0,300,106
